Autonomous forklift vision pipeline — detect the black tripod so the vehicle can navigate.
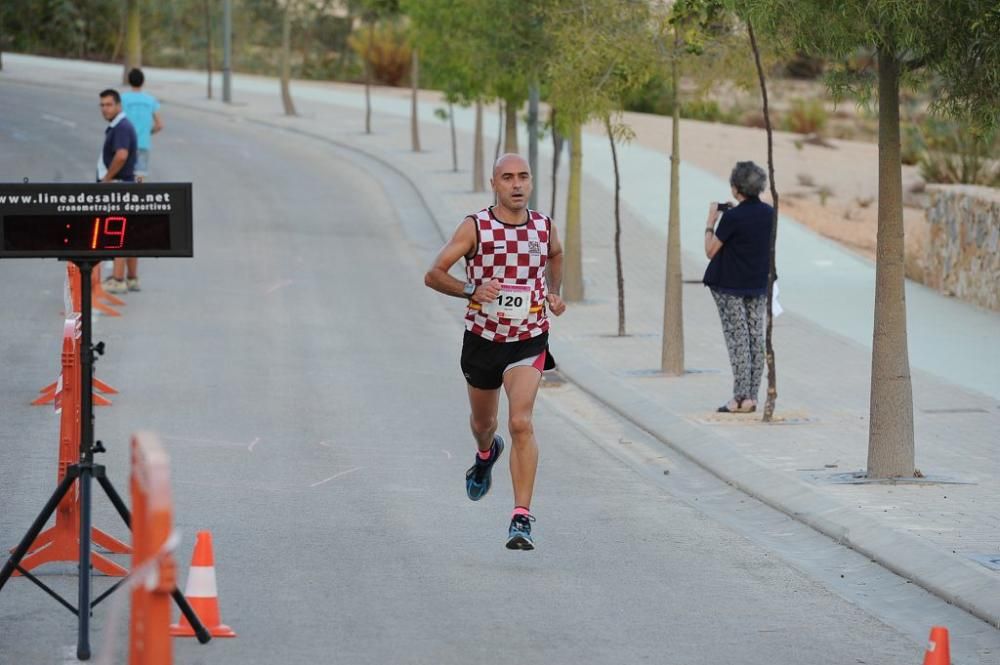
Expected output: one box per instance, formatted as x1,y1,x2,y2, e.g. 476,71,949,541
0,259,210,660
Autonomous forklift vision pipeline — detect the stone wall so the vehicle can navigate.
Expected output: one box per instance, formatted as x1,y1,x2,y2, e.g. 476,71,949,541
924,184,1000,312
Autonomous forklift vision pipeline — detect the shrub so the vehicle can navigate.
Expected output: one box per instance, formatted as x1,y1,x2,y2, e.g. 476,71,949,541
917,118,1000,186
347,21,411,86
781,98,828,135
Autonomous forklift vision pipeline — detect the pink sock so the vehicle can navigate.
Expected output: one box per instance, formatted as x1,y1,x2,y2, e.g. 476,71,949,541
512,506,531,517
477,448,491,461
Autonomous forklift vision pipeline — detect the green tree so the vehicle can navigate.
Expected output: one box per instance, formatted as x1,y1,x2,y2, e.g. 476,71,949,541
742,0,1000,478
658,0,752,373
405,0,505,192
745,17,780,421
546,0,658,305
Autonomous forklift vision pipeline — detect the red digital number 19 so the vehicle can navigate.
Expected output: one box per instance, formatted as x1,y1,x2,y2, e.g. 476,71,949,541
90,216,127,249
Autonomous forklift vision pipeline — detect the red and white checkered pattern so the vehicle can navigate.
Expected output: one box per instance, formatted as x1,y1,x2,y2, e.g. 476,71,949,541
464,207,550,342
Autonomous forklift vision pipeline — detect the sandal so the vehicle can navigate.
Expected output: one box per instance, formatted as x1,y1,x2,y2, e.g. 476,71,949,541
717,398,757,413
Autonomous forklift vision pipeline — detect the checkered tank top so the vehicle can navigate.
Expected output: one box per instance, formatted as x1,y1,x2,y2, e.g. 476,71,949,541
464,207,550,342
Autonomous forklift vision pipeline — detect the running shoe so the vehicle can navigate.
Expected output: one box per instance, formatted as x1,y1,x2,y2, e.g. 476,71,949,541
126,277,141,292
465,435,504,501
102,278,127,294
506,513,535,550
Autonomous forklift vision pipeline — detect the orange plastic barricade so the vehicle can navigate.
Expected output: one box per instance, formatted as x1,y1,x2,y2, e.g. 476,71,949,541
14,316,130,576
85,262,123,317
32,265,119,406
129,432,176,665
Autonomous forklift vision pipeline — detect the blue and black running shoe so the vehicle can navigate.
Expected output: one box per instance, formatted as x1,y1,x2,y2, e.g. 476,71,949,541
465,435,504,501
506,513,535,550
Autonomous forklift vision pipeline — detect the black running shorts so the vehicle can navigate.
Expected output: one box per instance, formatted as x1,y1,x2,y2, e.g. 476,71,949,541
460,331,555,390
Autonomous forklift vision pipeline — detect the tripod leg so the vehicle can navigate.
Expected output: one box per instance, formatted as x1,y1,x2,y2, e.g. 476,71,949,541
0,470,77,592
96,473,131,528
172,587,212,644
98,471,211,644
78,470,92,661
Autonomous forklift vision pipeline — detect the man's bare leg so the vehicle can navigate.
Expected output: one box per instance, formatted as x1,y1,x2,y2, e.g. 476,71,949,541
466,385,500,453
503,366,542,510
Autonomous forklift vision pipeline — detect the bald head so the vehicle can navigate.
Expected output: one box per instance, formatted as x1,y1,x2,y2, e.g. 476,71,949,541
493,153,531,179
490,153,532,216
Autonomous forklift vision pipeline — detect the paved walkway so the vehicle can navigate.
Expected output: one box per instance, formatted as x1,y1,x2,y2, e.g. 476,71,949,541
3,55,999,632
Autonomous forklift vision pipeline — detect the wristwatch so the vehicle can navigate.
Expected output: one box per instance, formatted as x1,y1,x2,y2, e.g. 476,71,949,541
462,281,476,298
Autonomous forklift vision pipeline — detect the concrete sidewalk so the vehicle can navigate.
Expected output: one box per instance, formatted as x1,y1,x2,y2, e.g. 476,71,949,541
2,55,998,631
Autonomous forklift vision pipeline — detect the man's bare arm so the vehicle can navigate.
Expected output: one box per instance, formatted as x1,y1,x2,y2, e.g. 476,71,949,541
545,223,566,315
102,148,129,182
424,218,500,304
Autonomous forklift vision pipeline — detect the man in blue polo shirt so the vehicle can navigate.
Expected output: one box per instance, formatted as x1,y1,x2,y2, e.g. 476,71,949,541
97,89,137,294
98,89,137,183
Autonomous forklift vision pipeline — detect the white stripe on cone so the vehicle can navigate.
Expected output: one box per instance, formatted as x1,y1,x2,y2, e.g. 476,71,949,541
183,565,218,598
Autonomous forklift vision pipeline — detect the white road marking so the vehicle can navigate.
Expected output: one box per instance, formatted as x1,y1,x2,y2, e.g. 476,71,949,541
264,279,294,294
247,437,260,452
43,113,77,128
442,449,452,459
309,466,362,488
161,434,254,448
317,440,333,448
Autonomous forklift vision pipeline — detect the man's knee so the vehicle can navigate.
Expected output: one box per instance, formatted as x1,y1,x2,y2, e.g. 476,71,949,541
470,414,497,436
508,414,534,440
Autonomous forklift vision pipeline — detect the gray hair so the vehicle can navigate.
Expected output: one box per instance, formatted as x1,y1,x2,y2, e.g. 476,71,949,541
729,161,767,197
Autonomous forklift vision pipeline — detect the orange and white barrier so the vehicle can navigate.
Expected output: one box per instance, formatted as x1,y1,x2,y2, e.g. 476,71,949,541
32,264,119,406
170,531,236,638
14,315,130,576
129,432,177,665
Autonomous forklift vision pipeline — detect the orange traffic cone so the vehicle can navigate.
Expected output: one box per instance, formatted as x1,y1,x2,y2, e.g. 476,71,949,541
170,531,236,638
923,626,950,665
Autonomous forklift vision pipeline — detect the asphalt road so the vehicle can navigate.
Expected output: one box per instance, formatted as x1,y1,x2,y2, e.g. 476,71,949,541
0,80,931,664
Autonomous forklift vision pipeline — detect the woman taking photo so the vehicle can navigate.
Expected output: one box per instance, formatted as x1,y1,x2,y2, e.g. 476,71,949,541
703,161,774,413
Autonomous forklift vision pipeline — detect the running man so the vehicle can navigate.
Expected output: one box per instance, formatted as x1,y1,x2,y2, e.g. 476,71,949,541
424,153,566,550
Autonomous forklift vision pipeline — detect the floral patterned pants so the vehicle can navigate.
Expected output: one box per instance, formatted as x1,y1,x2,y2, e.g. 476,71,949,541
711,289,767,401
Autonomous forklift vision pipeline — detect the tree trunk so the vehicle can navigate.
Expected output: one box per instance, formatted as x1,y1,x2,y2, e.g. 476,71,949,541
748,20,778,421
606,116,625,336
661,31,684,375
280,3,297,116
494,100,503,163
504,98,519,153
410,49,420,151
867,48,915,478
550,108,563,218
205,0,213,99
563,123,584,302
449,101,458,172
473,100,485,192
123,0,142,83
364,18,373,134
528,83,539,209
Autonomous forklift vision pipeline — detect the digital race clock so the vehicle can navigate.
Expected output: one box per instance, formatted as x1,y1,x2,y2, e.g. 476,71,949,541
0,182,193,258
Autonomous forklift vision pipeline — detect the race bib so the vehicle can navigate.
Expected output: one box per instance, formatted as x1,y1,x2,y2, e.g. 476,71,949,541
484,284,532,320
